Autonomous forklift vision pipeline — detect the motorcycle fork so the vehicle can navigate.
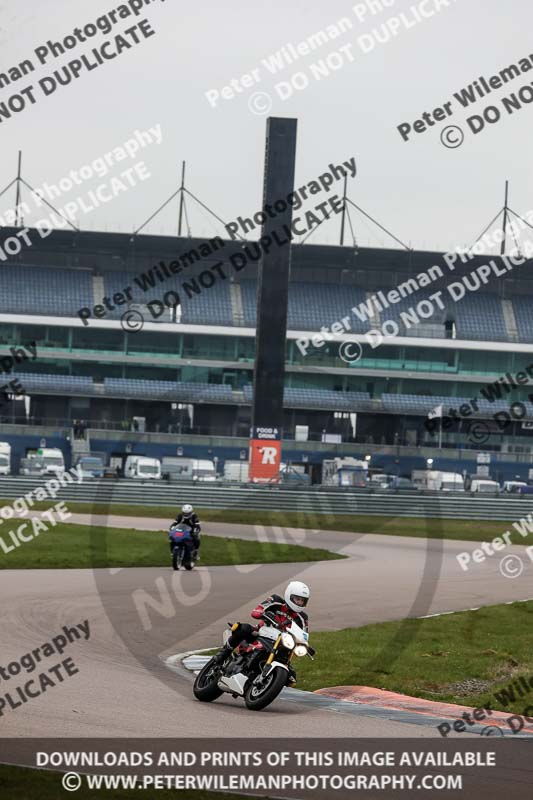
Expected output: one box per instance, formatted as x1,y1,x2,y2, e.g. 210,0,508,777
266,635,280,664
288,653,297,684
262,636,280,672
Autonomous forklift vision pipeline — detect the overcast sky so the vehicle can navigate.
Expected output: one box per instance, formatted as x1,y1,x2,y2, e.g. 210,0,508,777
0,0,532,253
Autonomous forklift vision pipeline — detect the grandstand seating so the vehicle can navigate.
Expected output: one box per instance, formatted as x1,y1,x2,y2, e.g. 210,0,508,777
452,293,508,341
179,281,233,326
240,281,258,327
14,373,95,394
512,296,533,343
284,387,374,410
0,264,93,316
104,378,234,402
103,271,234,326
374,289,508,342
10,373,234,402
243,384,373,410
9,372,533,418
381,393,533,418
0,263,526,345
5,234,533,468
102,271,181,320
379,289,447,326
240,281,371,332
286,282,370,332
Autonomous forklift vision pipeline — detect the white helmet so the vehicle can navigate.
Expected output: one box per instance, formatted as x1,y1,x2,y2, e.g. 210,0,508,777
181,504,193,517
284,581,310,613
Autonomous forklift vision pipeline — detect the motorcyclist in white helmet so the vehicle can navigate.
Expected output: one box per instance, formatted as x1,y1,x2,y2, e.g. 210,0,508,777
213,581,310,663
173,503,201,557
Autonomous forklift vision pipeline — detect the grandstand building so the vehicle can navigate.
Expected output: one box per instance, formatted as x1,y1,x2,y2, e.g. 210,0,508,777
1,226,533,482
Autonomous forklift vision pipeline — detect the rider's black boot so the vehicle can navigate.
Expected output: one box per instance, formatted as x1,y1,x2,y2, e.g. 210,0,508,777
213,644,232,664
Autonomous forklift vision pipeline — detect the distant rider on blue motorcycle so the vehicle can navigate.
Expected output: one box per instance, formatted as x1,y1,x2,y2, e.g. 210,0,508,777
171,503,201,557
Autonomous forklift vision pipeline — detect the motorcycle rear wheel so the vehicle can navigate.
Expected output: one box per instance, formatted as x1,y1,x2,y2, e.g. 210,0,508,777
193,659,223,702
244,667,287,711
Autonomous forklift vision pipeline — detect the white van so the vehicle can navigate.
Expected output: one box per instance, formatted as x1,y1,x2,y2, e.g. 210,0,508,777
0,442,11,475
192,459,216,482
470,479,500,494
161,457,194,481
124,456,161,480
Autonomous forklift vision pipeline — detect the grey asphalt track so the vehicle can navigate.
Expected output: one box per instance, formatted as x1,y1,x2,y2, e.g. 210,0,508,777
1,514,533,739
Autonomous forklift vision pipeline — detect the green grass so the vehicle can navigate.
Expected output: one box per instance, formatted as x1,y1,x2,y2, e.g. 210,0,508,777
0,764,249,800
294,600,533,714
0,523,342,569
5,499,532,546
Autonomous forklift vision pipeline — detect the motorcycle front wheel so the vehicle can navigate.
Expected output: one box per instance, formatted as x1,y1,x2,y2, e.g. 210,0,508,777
244,667,287,711
172,548,180,570
193,659,223,702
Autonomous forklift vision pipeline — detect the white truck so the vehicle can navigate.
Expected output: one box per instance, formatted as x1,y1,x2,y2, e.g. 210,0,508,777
161,457,216,482
124,456,161,480
426,471,465,492
0,442,11,475
75,455,105,479
370,473,394,489
470,479,500,494
24,447,65,476
322,458,368,487
223,460,249,482
502,481,527,493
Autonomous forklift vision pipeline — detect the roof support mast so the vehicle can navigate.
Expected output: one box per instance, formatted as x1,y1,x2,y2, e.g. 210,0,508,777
468,180,533,256
339,173,347,246
178,161,185,237
501,179,509,256
15,151,22,227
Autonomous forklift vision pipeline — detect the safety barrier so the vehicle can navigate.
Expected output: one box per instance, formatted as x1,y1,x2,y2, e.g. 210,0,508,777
0,477,531,521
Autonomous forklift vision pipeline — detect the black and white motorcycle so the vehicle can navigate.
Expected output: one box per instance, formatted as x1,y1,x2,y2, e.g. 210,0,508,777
193,617,315,711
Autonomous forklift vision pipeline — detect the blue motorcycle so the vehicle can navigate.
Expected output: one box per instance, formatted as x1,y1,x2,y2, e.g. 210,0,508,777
168,523,196,571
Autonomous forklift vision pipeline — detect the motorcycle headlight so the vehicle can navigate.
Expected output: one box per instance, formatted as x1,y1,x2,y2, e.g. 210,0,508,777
294,645,307,657
281,632,295,650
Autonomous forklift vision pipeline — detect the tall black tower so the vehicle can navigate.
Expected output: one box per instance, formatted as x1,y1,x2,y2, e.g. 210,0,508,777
249,118,297,481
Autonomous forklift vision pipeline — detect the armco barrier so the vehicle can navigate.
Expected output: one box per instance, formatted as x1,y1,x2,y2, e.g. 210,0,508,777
0,478,531,521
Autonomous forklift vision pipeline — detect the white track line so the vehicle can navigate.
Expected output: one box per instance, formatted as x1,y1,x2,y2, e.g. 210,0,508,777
417,598,533,619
